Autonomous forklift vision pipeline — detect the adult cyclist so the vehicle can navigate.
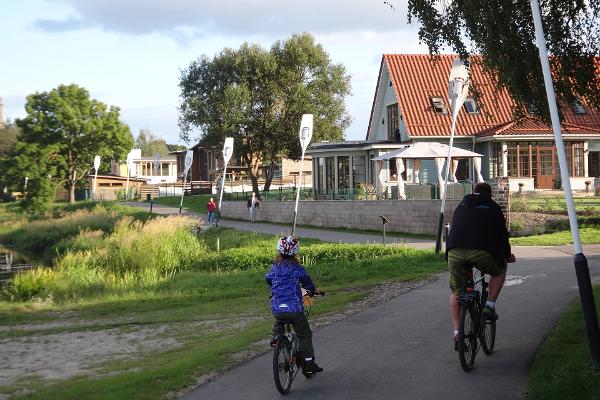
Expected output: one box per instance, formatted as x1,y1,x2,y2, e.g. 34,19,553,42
446,182,516,348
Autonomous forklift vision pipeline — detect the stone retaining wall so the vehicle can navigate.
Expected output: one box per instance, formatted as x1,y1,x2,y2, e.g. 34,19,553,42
221,199,462,235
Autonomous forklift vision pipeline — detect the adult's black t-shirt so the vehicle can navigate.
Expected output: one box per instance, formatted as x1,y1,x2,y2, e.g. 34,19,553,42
446,193,511,262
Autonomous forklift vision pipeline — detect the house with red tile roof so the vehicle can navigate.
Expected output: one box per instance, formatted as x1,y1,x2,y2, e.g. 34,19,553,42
308,54,600,197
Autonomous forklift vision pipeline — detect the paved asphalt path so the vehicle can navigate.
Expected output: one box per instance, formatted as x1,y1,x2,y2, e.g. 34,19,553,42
125,202,600,399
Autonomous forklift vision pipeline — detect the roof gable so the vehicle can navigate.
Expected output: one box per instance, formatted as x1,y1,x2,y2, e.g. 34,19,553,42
377,54,600,138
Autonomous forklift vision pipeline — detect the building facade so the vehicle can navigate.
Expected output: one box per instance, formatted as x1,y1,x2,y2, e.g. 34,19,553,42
111,149,178,184
308,54,600,195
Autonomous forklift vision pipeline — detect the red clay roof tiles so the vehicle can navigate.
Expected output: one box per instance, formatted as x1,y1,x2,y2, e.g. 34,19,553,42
382,54,600,139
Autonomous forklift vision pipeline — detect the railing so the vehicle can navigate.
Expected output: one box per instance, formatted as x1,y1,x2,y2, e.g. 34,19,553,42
314,183,473,201
221,183,473,202
224,187,313,201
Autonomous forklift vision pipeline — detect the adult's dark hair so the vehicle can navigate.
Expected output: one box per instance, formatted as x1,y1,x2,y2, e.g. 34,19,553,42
473,182,492,196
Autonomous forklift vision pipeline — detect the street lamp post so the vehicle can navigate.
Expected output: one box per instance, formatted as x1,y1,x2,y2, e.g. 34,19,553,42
93,155,100,201
292,114,313,236
179,150,194,214
217,137,234,227
435,59,470,253
529,0,600,368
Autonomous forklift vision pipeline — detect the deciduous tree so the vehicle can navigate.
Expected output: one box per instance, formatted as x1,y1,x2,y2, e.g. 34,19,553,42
407,0,600,120
15,84,134,205
136,129,169,156
178,33,351,193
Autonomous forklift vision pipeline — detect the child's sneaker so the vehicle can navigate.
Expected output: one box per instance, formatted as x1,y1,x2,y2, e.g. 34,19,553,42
483,305,498,320
302,358,323,373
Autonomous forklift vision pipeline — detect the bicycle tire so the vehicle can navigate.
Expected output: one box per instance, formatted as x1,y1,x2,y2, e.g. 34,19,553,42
458,305,477,371
481,318,496,355
273,339,293,394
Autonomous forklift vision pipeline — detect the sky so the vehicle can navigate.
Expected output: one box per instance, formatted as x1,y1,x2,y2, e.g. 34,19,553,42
1,0,430,145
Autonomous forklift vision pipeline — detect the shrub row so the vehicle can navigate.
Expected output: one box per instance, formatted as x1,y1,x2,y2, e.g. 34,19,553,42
193,242,434,272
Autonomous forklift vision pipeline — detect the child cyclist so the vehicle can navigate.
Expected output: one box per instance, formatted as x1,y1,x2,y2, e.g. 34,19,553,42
266,236,324,374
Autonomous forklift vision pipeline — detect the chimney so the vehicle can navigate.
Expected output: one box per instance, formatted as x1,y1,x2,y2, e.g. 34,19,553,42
0,97,4,129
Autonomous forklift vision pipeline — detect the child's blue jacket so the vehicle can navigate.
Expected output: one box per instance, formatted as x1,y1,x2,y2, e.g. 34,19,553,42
265,259,316,314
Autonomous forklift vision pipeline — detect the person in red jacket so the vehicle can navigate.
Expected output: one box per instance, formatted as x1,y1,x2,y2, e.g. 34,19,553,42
206,198,217,225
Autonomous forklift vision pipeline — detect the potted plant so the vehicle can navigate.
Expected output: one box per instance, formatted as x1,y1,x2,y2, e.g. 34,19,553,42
585,180,592,193
518,182,525,195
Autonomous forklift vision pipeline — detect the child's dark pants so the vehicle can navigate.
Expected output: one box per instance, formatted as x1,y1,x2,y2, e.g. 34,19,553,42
272,312,314,359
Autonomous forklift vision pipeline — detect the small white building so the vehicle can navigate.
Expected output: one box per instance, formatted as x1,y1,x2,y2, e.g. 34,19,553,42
111,149,178,184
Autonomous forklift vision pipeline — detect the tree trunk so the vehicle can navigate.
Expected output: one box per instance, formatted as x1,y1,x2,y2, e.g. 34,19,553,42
263,160,276,191
242,153,262,196
68,182,76,204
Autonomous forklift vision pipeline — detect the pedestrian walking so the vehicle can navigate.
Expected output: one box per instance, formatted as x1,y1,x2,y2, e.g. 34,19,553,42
247,191,259,223
207,197,217,225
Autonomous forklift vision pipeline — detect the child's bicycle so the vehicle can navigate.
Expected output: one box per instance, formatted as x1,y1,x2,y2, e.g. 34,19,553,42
456,265,496,371
272,290,324,394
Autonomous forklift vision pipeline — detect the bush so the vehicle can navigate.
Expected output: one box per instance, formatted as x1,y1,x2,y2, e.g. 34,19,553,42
4,215,206,302
511,197,530,212
510,222,523,232
193,242,433,272
2,267,56,301
1,204,152,258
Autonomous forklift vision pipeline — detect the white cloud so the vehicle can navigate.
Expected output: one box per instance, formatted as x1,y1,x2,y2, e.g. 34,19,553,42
37,0,414,38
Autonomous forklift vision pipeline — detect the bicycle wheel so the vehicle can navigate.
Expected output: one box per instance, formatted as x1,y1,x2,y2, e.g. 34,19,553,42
481,318,496,355
273,339,293,394
458,305,478,371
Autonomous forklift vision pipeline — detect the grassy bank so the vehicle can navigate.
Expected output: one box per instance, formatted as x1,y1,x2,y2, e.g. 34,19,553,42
152,195,213,214
527,286,600,399
0,204,446,399
511,227,600,246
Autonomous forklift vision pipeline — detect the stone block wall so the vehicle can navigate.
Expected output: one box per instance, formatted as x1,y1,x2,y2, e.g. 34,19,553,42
221,199,462,235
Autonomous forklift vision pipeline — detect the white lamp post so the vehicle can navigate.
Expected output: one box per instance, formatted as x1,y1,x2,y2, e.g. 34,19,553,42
292,114,313,236
216,137,234,226
93,155,100,201
179,149,194,213
435,59,470,253
530,0,600,367
125,152,134,201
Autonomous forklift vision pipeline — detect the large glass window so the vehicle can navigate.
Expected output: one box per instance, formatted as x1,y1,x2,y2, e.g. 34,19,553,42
519,145,531,177
387,103,399,140
337,156,350,190
325,157,335,193
317,158,325,194
566,142,585,177
506,141,584,178
490,142,503,177
388,159,397,180
352,155,366,189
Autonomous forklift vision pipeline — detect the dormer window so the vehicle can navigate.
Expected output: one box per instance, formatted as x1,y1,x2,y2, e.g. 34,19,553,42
463,97,479,114
571,99,587,115
430,97,448,115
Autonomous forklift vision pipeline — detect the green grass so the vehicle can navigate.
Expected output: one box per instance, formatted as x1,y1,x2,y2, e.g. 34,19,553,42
0,209,446,399
152,195,213,214
510,227,600,246
511,195,600,213
528,286,600,400
0,202,152,261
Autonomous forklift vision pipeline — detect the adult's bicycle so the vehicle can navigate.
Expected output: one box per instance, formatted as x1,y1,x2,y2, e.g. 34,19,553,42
272,291,324,394
456,266,496,371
